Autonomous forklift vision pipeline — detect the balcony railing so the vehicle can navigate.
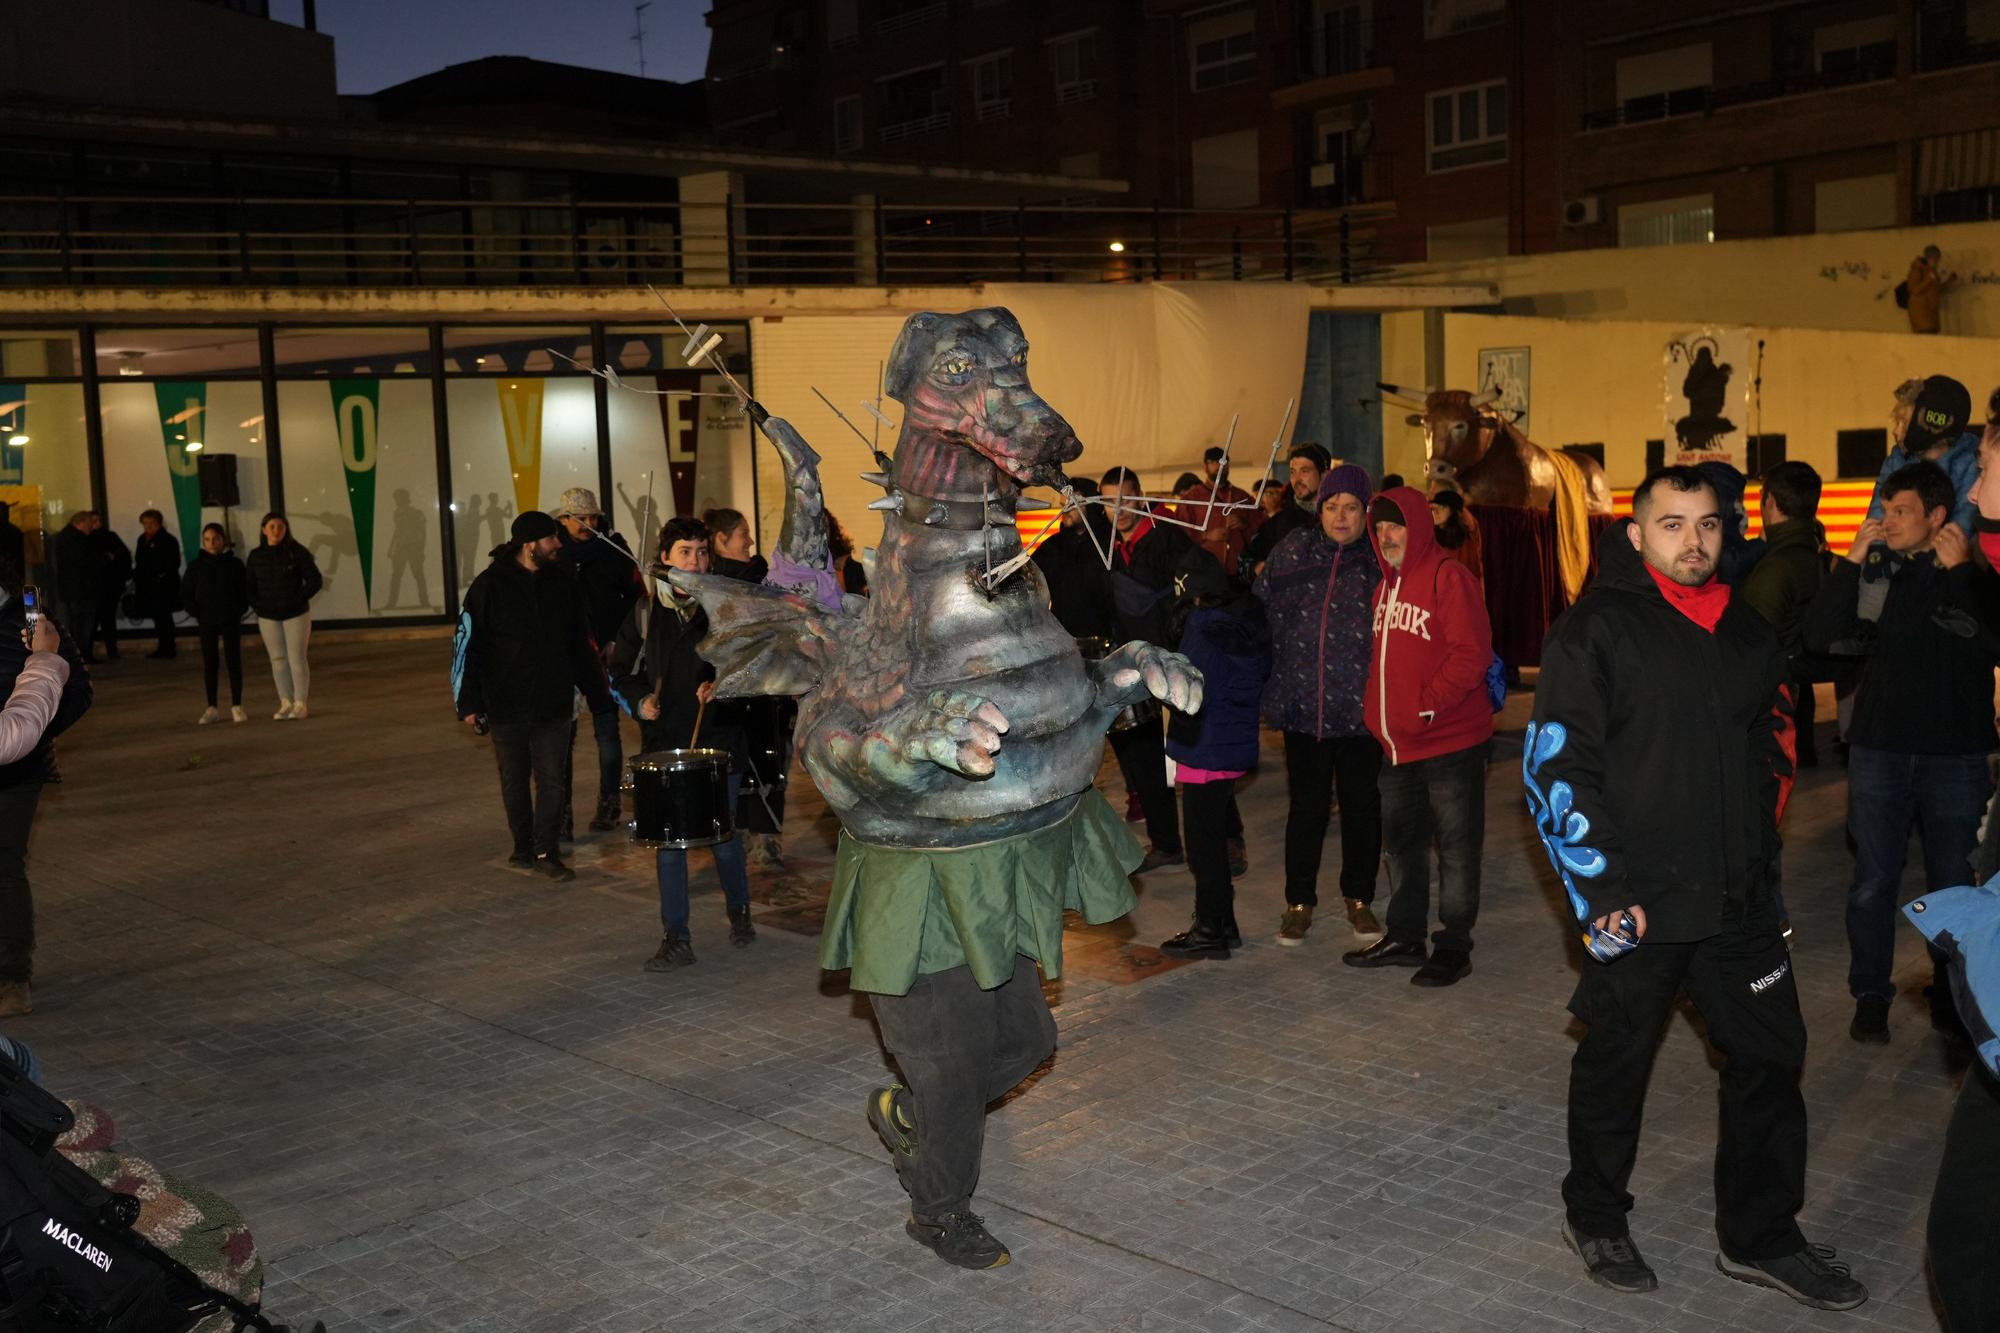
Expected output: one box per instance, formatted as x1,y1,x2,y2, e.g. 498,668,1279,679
877,110,953,144
876,1,946,36
0,195,1395,288
1294,14,1376,82
1055,79,1099,105
1578,60,1896,130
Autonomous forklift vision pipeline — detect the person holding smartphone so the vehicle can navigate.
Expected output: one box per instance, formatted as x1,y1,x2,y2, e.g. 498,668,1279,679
1529,467,1864,1312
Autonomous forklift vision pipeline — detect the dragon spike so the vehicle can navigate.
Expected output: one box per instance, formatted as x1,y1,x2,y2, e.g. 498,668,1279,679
860,470,893,489
1014,496,1054,511
923,503,951,527
868,493,905,513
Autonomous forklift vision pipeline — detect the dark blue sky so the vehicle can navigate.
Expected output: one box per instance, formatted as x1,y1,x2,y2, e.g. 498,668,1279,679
269,0,713,92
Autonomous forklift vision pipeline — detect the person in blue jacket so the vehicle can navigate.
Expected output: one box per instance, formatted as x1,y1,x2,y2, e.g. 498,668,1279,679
1158,560,1272,959
1870,375,1978,533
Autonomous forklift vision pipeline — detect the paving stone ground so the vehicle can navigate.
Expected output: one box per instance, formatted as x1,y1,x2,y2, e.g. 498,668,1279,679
10,636,1970,1332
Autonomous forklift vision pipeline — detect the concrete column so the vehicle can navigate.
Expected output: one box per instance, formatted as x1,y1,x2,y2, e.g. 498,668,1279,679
680,170,745,287
852,194,879,284
1423,307,1446,393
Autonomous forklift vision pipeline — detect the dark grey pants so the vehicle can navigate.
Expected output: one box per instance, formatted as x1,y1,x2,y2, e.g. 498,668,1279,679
1381,739,1489,953
490,720,569,857
867,954,1057,1220
0,782,40,982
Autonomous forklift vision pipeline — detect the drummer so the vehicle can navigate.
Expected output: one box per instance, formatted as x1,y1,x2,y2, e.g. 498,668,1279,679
608,516,755,970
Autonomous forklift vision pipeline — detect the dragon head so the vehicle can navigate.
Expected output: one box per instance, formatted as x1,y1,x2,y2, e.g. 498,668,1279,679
886,307,1082,489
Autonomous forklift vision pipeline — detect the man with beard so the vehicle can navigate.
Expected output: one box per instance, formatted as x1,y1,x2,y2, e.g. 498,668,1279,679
1530,466,1866,1312
1243,444,1331,575
453,511,614,882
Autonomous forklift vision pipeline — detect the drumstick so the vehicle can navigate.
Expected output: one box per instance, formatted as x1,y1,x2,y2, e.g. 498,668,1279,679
689,693,708,750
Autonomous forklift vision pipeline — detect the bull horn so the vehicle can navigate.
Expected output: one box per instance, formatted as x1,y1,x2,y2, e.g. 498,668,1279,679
1377,382,1430,400
1469,389,1501,407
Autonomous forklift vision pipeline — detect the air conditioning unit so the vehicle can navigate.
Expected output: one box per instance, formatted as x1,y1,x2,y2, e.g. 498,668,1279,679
1562,196,1601,226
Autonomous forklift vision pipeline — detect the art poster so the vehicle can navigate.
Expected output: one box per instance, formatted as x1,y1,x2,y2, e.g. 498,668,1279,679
1475,347,1530,434
152,381,207,543
1664,328,1752,470
329,379,379,606
495,378,545,518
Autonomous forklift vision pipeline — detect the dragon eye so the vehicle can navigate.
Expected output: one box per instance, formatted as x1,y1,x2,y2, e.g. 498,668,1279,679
1011,349,1028,368
936,355,973,384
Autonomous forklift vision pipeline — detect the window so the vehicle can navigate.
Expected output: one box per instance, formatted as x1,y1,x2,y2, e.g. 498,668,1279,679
877,64,950,142
1189,8,1256,91
833,95,862,153
1049,29,1098,104
1427,80,1506,171
1815,16,1896,77
1191,129,1260,209
1424,0,1503,39
971,51,1014,122
1614,43,1712,123
1426,216,1507,260
1617,193,1714,247
1814,174,1897,232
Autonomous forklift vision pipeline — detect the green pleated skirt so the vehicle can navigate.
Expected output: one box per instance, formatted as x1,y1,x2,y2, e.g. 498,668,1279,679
819,788,1142,996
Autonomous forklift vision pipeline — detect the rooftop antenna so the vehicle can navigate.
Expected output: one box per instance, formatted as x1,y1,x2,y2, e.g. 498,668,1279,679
631,1,652,78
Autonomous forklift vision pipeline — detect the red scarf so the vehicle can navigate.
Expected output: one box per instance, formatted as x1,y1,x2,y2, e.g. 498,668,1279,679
1645,562,1731,632
1113,516,1155,567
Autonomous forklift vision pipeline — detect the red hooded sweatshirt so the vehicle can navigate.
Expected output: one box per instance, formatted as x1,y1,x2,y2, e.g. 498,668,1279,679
1364,486,1496,765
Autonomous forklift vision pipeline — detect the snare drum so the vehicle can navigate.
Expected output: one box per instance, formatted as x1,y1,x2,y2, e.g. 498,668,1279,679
625,749,735,849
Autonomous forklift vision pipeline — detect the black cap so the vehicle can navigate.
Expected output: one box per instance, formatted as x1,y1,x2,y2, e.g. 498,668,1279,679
1202,446,1226,463
511,510,559,543
1369,496,1405,528
1907,375,1971,451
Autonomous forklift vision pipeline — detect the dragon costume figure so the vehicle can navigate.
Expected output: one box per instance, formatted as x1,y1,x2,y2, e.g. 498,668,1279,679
670,307,1203,1269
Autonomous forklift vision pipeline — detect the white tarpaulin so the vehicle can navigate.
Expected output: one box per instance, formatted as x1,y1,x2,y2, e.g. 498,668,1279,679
748,283,1314,543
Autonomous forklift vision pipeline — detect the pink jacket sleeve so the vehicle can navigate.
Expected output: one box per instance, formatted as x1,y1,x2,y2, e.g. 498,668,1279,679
0,654,70,765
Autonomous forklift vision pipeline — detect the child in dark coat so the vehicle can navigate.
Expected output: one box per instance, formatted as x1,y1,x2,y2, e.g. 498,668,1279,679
1160,562,1273,958
180,523,250,723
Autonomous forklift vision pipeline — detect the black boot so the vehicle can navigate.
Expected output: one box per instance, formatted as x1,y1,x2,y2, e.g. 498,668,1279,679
589,795,619,833
1160,918,1232,959
728,904,756,948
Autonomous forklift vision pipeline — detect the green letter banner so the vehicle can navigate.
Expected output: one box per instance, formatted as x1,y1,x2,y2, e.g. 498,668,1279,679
330,378,380,606
153,381,206,545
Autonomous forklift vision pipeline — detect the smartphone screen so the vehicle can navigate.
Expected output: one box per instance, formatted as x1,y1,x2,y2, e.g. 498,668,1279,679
20,585,37,625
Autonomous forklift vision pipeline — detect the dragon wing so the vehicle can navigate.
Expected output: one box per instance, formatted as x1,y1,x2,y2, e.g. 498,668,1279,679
666,570,858,699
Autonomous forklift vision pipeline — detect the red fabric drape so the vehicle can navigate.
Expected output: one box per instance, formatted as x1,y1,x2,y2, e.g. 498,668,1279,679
1468,505,1620,668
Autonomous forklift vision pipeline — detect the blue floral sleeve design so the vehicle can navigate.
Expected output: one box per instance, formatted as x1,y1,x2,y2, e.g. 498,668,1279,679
1523,720,1608,924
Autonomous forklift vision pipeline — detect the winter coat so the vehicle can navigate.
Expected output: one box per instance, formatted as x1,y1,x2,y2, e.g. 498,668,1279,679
555,527,641,649
1166,598,1272,772
1907,255,1944,333
244,541,322,621
1031,524,1119,643
1244,500,1310,570
91,528,131,604
1802,548,2000,756
1363,487,1495,766
1527,519,1792,944
133,529,183,616
50,524,96,606
1253,523,1378,738
710,553,769,584
1738,517,1822,661
0,593,90,792
180,551,250,629
607,591,746,767
0,518,24,572
1109,517,1198,646
451,548,612,725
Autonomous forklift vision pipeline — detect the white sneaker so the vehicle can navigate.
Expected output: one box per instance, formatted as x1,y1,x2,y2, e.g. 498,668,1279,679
197,707,220,725
230,705,248,724
273,701,293,720
289,700,309,720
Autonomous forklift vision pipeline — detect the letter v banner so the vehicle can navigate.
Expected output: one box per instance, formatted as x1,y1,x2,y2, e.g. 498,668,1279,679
152,381,206,545
495,379,545,518
330,379,379,606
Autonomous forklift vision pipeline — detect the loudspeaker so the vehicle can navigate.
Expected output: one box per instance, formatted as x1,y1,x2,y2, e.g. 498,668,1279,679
197,453,239,508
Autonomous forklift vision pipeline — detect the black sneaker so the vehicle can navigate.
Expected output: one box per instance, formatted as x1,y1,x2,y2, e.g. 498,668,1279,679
644,934,695,970
1850,995,1889,1044
867,1084,915,1156
1412,948,1471,988
1135,847,1185,874
1563,1220,1658,1293
906,1211,1010,1270
1716,1244,1868,1311
728,904,756,948
506,850,536,870
1343,937,1427,968
1159,920,1232,959
538,855,575,884
589,798,619,833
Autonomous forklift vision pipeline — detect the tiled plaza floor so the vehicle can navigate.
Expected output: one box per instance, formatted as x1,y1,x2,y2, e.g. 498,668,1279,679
11,637,1969,1332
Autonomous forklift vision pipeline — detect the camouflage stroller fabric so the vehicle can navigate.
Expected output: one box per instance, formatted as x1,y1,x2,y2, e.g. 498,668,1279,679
56,1101,262,1333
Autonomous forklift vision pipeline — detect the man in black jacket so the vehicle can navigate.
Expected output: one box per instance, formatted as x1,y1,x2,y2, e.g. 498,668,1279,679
1531,467,1866,1312
1242,443,1331,575
552,487,640,834
88,513,131,663
132,509,182,659
0,557,91,1015
1031,478,1118,644
1804,459,2000,1044
50,514,98,665
453,510,614,882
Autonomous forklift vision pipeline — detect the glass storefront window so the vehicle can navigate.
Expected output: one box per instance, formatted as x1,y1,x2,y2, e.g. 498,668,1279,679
94,328,262,379
0,331,80,378
442,326,592,376
0,382,91,583
447,374,597,592
272,327,433,377
604,323,755,551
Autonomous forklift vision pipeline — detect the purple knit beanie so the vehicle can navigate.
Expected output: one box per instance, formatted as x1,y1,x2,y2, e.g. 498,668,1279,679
1317,464,1373,510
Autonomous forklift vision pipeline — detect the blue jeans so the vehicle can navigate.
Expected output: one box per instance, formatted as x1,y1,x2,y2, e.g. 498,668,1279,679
657,772,750,938
1845,745,1993,1001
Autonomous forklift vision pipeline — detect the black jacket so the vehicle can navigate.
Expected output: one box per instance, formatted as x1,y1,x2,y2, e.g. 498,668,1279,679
133,530,183,615
1031,524,1119,642
453,548,613,724
0,595,91,791
1738,517,1822,661
1110,518,1198,646
1802,548,2000,755
608,593,745,765
51,524,96,605
244,541,322,621
180,551,250,628
555,527,640,650
0,519,24,572
1528,521,1792,945
710,553,769,584
1244,501,1311,570
91,528,131,604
